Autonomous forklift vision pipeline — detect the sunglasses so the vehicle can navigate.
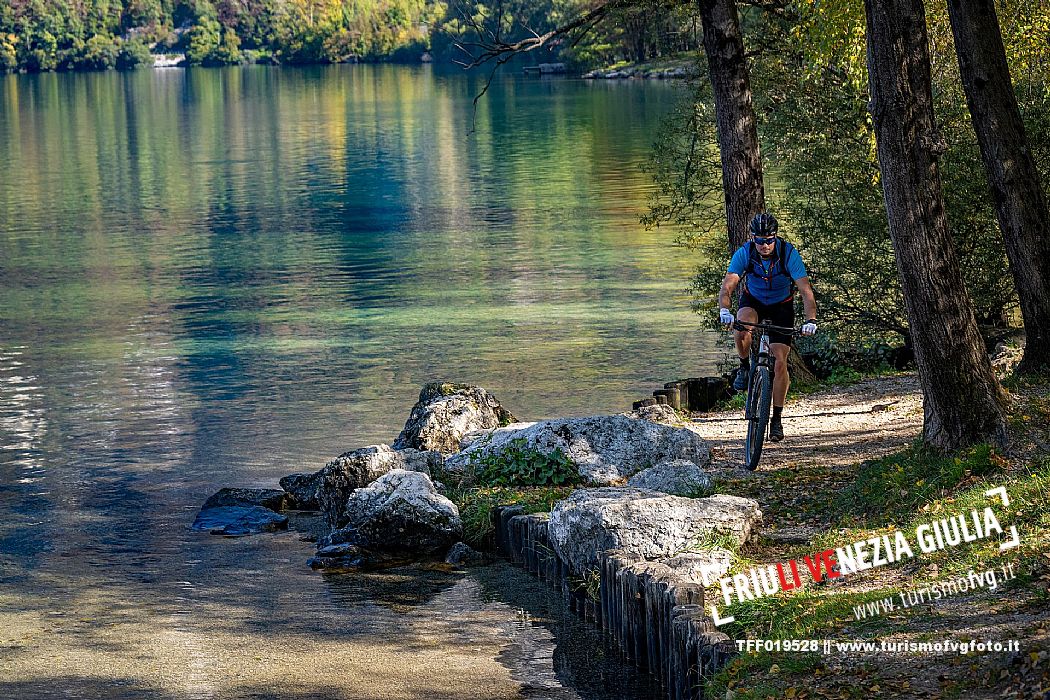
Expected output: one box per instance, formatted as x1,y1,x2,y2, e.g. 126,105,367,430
752,235,776,245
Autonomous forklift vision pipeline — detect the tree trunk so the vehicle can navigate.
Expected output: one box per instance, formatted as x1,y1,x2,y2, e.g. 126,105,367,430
946,0,1050,374
698,0,765,250
864,0,1007,450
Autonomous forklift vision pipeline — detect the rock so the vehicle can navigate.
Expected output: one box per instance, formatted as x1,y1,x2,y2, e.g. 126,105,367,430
307,543,370,570
444,410,711,486
201,487,287,512
444,541,486,566
327,469,462,555
990,340,1025,376
548,488,761,574
761,525,817,545
627,459,712,496
393,382,516,454
624,403,687,425
191,505,289,536
280,472,324,510
660,549,734,586
316,444,444,529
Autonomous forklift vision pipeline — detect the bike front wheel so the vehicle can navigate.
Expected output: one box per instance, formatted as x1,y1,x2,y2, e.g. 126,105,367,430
744,365,772,471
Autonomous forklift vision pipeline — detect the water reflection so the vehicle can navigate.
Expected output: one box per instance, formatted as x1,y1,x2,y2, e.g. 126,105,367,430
0,64,714,697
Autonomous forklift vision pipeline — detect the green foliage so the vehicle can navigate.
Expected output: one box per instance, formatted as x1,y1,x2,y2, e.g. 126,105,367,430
446,484,572,548
116,37,151,68
77,32,119,69
570,567,601,602
1,0,439,71
185,15,220,64
472,438,580,487
434,0,701,70
794,330,902,378
645,0,1050,348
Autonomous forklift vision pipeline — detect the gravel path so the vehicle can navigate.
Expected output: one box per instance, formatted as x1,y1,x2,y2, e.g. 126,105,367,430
689,373,924,475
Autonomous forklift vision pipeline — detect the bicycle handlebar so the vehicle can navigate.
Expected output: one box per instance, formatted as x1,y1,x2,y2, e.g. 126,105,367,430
731,319,801,335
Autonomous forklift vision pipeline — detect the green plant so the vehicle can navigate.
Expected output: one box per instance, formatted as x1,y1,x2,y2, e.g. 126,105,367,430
472,438,580,487
570,567,602,602
448,485,573,549
826,365,862,385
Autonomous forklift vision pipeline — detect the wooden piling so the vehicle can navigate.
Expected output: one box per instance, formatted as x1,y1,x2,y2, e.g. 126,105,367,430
665,381,688,412
492,509,734,699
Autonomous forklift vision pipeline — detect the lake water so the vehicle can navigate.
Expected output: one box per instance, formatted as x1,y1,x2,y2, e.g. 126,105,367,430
0,64,720,698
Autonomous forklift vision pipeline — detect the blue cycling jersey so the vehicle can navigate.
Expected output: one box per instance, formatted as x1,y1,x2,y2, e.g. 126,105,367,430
727,239,808,305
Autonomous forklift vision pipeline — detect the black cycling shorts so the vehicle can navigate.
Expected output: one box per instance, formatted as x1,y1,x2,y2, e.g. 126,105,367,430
739,291,795,346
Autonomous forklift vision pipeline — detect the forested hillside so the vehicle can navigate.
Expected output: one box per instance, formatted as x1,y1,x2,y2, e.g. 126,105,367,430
0,0,698,71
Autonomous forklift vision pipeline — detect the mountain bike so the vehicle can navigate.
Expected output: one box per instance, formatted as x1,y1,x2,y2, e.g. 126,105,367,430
732,319,801,471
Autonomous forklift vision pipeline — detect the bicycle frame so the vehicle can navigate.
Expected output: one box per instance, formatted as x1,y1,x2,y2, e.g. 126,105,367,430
735,320,791,417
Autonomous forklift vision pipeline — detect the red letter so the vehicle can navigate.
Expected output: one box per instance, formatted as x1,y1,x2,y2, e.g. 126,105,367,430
821,549,841,579
803,553,824,582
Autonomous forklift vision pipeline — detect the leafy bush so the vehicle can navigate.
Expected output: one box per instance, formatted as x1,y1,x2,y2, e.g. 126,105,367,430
472,438,580,487
116,38,151,70
449,485,573,548
186,16,221,65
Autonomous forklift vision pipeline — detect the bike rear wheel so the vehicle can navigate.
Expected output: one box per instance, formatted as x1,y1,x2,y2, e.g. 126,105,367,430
744,365,772,470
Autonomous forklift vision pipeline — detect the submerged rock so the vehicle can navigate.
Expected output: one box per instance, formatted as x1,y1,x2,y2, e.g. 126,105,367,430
316,445,443,529
548,488,761,574
444,410,711,485
280,472,324,510
191,505,289,536
393,382,516,454
307,543,371,571
201,487,287,512
325,469,462,555
444,541,487,566
626,459,712,496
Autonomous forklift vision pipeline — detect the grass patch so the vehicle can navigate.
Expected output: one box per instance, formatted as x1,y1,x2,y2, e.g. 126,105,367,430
706,587,897,699
445,484,573,550
705,386,1050,698
834,442,1005,525
815,456,1050,581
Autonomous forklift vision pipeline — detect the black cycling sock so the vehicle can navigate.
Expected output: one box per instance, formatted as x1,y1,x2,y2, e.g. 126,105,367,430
772,406,783,420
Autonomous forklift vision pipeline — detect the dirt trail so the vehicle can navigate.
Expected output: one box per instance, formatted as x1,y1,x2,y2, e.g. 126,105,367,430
691,373,925,475
683,373,1050,700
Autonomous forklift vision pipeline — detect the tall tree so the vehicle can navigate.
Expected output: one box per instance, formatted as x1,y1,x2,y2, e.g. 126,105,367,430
698,0,765,250
864,0,1007,449
946,0,1050,373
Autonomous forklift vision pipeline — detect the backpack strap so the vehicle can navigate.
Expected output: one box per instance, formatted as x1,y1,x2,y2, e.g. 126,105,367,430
779,239,798,300
740,241,758,296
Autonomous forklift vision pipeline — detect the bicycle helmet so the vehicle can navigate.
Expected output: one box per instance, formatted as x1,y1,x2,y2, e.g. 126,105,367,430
749,213,779,237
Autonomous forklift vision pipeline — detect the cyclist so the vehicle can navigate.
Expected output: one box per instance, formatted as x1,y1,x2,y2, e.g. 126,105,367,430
717,213,818,442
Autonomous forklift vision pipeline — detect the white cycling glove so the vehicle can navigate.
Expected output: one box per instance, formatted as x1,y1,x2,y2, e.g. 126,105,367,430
801,320,818,336
719,308,735,326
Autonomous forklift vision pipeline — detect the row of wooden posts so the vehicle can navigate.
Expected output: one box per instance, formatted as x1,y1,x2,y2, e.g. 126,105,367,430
633,376,734,413
492,505,736,700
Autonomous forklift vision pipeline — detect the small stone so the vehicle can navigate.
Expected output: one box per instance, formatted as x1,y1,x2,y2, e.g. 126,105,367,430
280,472,323,510
444,541,486,566
627,459,712,496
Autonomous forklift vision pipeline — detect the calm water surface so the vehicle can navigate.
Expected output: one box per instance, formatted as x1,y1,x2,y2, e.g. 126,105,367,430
0,64,718,698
